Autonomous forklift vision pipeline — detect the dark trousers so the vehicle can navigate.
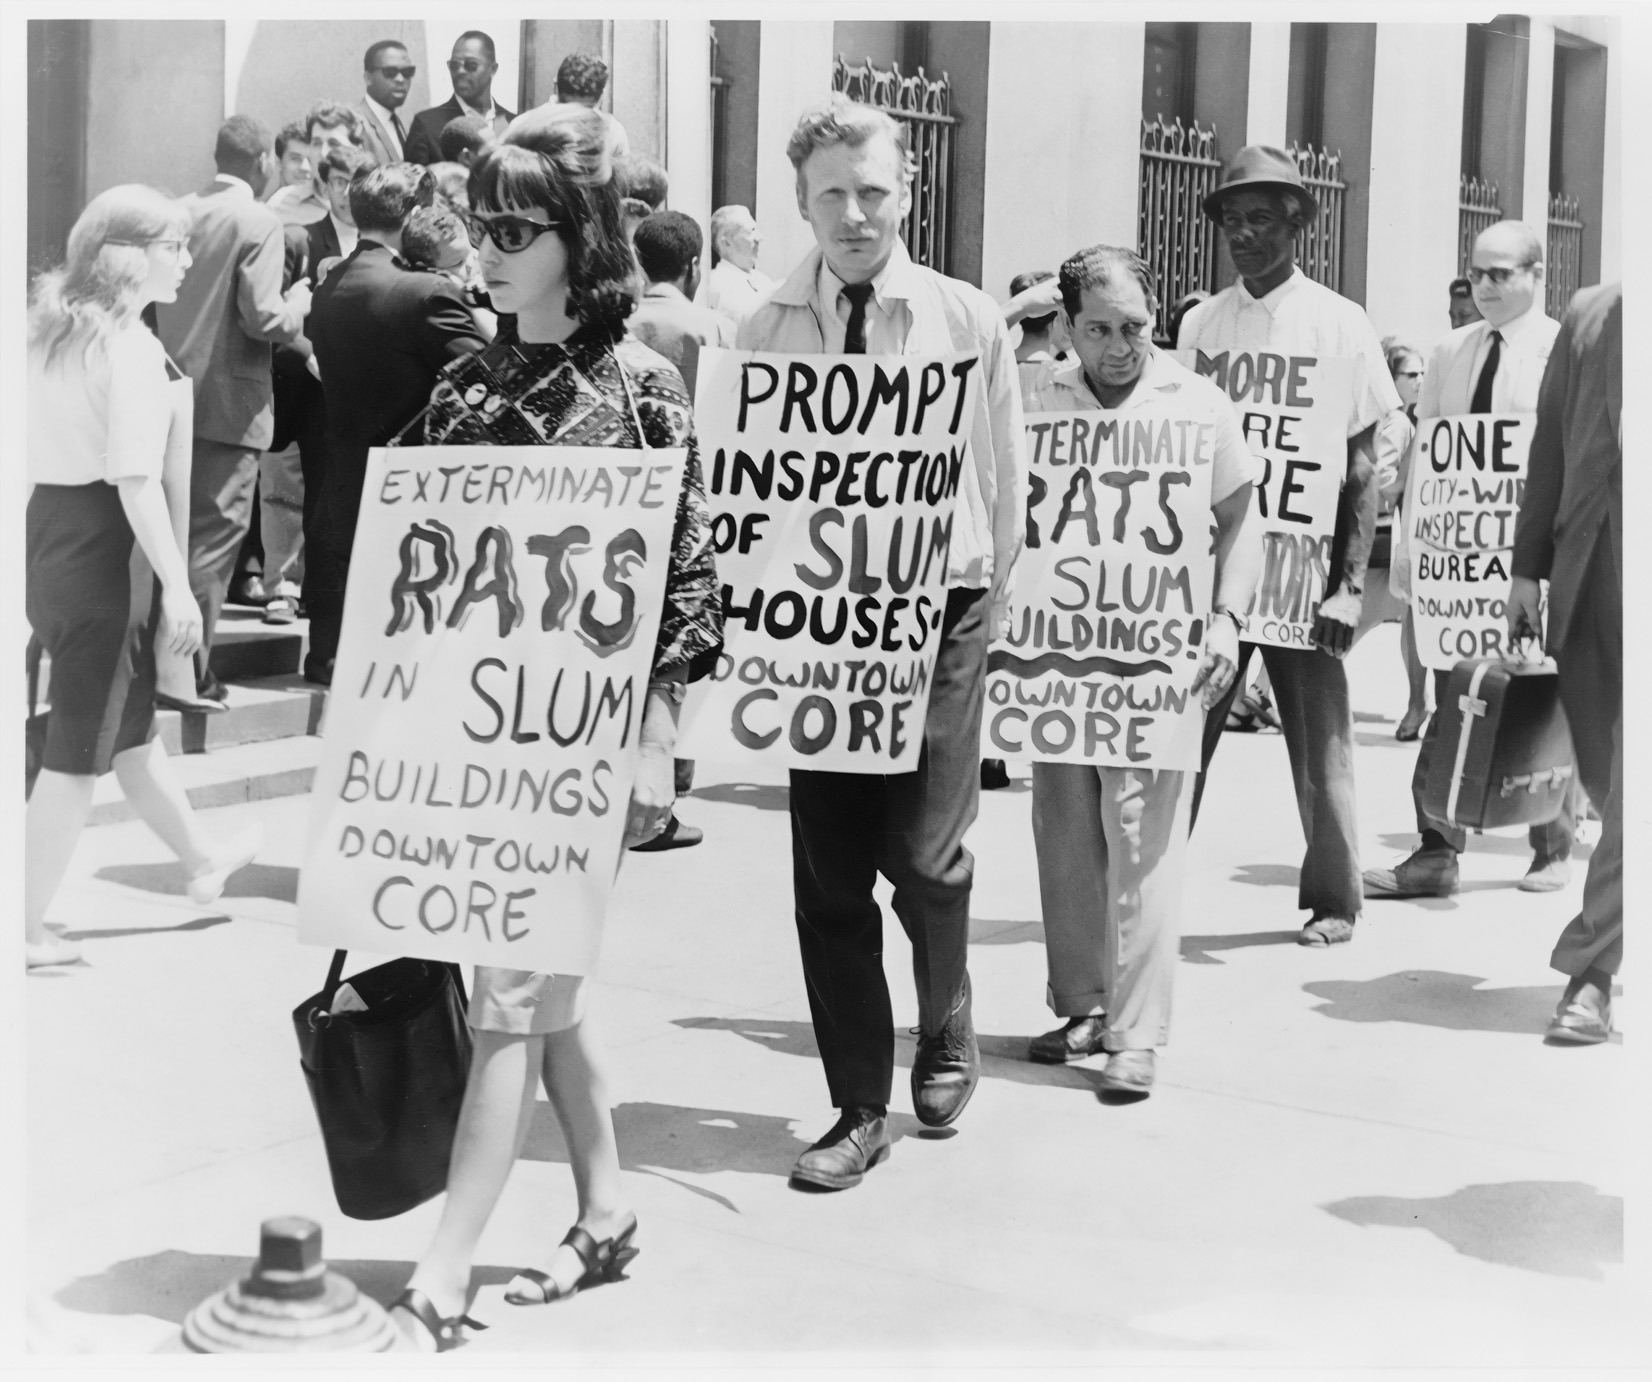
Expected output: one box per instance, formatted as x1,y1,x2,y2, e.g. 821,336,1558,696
1193,642,1362,919
1410,669,1582,857
304,437,364,669
1550,544,1622,978
788,586,987,1109
188,438,262,677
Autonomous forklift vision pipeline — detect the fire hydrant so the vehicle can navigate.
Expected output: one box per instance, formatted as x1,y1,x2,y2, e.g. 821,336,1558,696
182,1216,400,1352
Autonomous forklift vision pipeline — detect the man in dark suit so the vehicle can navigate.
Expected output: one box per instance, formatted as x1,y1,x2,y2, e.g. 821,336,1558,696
156,115,311,696
1508,282,1622,1045
307,145,375,285
356,38,415,166
303,163,484,684
403,31,514,165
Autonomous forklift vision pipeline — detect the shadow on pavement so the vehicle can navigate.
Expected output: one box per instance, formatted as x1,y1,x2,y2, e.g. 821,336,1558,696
54,1251,519,1323
1179,930,1301,965
1228,863,1300,890
969,916,1044,945
687,782,789,812
1304,971,1562,1034
93,861,299,903
60,914,233,942
1322,1181,1623,1280
672,1017,1105,1096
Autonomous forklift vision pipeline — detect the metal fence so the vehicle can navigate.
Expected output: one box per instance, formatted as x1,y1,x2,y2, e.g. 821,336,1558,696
1546,191,1584,319
1458,173,1502,275
1292,143,1345,293
832,55,956,274
1137,116,1222,341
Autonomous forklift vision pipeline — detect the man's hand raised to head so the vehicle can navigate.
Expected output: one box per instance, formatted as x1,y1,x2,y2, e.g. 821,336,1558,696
1311,588,1363,659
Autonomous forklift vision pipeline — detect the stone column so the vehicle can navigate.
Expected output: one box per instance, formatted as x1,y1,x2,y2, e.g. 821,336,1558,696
753,20,836,282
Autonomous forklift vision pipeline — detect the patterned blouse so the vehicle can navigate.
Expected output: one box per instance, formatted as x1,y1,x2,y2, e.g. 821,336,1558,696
424,324,723,681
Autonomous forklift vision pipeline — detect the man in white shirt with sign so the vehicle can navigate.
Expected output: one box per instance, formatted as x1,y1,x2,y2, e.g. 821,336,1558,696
1178,146,1399,948
1364,220,1576,900
737,96,1023,1190
1020,245,1261,1093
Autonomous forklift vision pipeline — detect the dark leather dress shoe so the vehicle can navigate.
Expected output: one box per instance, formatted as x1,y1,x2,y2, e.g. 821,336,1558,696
1545,970,1612,1045
195,670,229,704
980,758,1011,790
302,656,334,688
1028,1014,1108,1064
790,1106,890,1191
628,815,704,852
911,977,980,1127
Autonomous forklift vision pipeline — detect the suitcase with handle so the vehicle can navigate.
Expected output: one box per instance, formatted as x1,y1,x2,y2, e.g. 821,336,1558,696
1421,653,1576,831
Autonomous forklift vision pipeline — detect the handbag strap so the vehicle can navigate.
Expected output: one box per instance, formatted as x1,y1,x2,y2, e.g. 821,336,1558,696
26,634,42,718
321,949,349,1005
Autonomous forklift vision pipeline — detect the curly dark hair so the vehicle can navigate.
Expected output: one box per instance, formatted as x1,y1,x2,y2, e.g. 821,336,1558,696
1057,244,1158,320
467,107,634,336
555,51,609,100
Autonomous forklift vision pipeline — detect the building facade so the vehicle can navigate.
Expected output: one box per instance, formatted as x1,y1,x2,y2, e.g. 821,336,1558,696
29,15,1620,357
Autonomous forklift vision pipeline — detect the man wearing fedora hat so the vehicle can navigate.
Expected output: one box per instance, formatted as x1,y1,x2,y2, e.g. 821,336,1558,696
1178,145,1401,949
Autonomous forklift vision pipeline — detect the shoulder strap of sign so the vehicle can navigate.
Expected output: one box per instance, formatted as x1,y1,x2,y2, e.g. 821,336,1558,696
606,346,651,453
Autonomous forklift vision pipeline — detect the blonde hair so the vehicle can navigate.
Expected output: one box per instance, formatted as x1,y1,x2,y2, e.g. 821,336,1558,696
28,184,192,371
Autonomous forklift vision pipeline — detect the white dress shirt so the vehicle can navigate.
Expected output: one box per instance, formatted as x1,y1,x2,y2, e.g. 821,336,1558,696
1177,268,1401,438
701,259,776,327
816,252,911,355
1447,303,1559,416
329,212,359,260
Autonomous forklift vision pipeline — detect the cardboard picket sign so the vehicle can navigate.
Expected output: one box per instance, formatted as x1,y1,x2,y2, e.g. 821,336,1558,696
299,445,686,976
1179,350,1354,650
678,348,978,772
1406,412,1533,671
984,407,1215,770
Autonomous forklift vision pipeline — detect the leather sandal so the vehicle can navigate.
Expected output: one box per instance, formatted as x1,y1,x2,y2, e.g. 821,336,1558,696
390,1288,486,1353
505,1215,639,1306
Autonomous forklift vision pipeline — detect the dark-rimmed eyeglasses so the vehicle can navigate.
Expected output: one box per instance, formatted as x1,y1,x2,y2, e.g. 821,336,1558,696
447,58,493,74
374,65,416,80
462,211,561,253
1466,265,1533,286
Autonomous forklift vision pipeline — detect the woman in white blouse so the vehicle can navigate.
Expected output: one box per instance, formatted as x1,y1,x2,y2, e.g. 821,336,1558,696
26,185,259,970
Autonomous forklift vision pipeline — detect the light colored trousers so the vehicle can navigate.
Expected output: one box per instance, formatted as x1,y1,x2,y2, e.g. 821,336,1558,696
1030,762,1191,1052
259,440,305,587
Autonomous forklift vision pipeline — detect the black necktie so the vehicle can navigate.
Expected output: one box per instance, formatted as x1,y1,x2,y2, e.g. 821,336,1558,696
390,110,407,153
842,281,875,354
1469,329,1502,413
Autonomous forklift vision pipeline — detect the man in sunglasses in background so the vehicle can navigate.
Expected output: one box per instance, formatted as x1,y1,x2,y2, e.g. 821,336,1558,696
404,31,515,165
357,39,416,166
302,163,484,685
1364,220,1581,902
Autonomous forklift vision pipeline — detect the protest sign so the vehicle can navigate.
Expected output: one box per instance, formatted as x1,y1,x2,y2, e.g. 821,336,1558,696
299,445,686,975
1406,412,1532,670
678,348,977,771
1180,350,1354,649
984,406,1215,770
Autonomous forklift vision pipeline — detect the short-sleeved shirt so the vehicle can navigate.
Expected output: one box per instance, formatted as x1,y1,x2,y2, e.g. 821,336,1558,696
1176,269,1401,438
1020,348,1261,507
28,324,173,487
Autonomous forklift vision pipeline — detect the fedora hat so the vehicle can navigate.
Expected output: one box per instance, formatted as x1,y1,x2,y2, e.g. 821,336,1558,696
1202,145,1318,223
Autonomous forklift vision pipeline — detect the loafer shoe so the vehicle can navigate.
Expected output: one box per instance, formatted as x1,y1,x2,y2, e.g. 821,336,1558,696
26,934,83,970
628,816,704,852
789,1107,890,1190
1545,971,1612,1045
1518,855,1571,892
1028,1014,1108,1064
302,656,334,687
911,976,980,1127
1299,915,1355,947
262,595,298,625
1363,847,1459,899
980,758,1011,790
1097,1049,1155,1097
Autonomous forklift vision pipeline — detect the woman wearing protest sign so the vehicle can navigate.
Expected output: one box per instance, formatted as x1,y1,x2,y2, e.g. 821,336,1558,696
390,108,721,1352
25,185,261,971
1018,245,1262,1094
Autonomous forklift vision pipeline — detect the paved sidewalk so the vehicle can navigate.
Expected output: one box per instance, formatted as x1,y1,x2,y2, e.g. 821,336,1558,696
25,626,1644,1365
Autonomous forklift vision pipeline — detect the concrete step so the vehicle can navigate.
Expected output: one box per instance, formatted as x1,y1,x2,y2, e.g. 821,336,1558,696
206,606,311,681
89,732,325,827
155,674,327,755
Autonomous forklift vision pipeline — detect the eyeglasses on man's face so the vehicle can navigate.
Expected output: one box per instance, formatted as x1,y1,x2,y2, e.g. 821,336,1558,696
1466,264,1532,286
448,58,493,74
375,65,416,80
463,210,561,253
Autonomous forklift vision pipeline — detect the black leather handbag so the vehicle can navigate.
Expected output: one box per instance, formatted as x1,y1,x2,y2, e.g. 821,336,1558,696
26,636,47,798
292,950,473,1220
